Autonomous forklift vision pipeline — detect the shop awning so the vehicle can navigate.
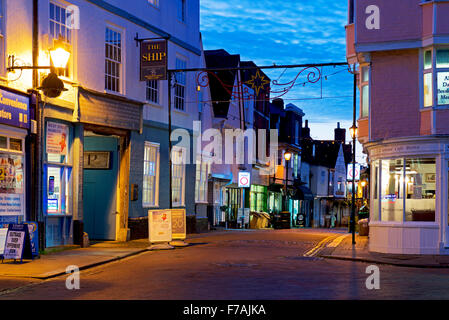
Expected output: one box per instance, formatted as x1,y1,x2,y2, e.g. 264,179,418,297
290,185,314,201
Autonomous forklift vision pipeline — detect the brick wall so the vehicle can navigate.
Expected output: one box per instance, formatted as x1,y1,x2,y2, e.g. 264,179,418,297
371,49,420,141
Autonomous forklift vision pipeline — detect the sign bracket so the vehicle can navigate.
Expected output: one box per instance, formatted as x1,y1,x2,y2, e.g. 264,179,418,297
134,32,170,47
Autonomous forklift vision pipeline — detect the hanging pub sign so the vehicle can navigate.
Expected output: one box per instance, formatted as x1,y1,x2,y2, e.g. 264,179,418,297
0,88,30,129
140,40,167,81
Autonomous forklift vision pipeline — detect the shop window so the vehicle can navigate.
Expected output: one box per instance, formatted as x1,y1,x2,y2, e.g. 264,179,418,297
250,185,267,212
405,158,436,222
143,142,159,207
44,121,72,216
371,160,380,221
0,137,25,221
380,159,404,222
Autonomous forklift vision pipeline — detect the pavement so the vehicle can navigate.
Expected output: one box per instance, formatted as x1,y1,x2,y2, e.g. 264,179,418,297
317,233,449,268
0,239,150,280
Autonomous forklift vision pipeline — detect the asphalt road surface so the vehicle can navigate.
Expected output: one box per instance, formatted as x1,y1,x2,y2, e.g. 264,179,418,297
1,229,449,300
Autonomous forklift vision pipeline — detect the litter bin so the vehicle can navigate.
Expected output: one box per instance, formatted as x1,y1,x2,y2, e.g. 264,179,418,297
273,211,291,229
358,219,369,236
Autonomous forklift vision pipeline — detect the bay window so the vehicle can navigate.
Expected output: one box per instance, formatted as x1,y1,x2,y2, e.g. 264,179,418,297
372,157,436,223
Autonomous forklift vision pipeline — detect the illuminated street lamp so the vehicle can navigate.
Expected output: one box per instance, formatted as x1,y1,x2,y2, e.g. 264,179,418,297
8,39,71,98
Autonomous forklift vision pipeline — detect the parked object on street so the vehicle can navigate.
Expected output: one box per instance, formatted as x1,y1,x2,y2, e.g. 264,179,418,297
273,211,291,229
358,219,369,237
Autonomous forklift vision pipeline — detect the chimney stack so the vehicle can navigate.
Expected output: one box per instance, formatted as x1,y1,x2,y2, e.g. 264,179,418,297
302,120,310,139
334,122,346,143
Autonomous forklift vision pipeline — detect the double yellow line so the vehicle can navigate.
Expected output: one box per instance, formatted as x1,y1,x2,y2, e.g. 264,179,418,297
303,234,348,257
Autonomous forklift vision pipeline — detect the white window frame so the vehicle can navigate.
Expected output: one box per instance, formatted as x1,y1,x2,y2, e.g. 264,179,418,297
422,48,434,108
359,64,370,118
171,146,186,207
105,26,123,94
174,57,187,111
146,80,159,104
195,153,211,203
143,142,160,208
49,1,73,78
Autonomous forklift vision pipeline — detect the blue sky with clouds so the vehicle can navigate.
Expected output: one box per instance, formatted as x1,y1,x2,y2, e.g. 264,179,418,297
200,0,366,163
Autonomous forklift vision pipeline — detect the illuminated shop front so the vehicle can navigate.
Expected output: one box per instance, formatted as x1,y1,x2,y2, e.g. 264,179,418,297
0,88,30,229
43,120,73,247
367,137,449,255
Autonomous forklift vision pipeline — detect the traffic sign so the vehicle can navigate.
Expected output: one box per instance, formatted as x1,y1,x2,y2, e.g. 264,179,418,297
238,171,251,188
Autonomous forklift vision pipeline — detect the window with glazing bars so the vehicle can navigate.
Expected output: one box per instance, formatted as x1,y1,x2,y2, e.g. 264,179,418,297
146,80,159,104
105,28,121,92
174,58,186,110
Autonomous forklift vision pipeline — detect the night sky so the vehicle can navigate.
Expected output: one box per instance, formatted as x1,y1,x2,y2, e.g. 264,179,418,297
200,0,366,163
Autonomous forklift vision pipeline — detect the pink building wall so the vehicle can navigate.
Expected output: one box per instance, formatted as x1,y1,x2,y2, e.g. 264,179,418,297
356,0,422,44
370,50,420,141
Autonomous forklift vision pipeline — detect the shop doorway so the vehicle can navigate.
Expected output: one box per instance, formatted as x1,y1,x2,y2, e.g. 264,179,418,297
83,133,119,240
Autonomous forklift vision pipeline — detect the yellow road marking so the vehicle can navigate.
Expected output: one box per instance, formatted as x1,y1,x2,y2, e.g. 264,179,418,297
303,235,338,257
327,234,349,248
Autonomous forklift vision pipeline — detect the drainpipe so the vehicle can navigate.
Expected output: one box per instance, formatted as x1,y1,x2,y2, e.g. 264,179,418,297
222,173,233,229
32,0,45,250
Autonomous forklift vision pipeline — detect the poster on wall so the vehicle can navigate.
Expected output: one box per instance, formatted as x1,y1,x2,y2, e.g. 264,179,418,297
46,122,68,156
438,72,449,105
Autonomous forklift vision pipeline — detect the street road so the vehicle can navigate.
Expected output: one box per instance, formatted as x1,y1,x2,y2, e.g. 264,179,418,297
1,229,449,300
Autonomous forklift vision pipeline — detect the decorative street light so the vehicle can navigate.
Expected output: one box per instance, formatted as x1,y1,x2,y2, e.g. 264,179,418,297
284,151,292,212
8,38,71,98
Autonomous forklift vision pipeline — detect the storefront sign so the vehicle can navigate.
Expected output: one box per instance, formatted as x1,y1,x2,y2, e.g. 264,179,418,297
3,224,32,261
0,228,7,255
238,171,251,188
347,163,360,181
438,72,449,105
46,122,68,155
0,194,23,216
171,209,186,240
0,89,29,129
140,40,167,81
148,209,172,243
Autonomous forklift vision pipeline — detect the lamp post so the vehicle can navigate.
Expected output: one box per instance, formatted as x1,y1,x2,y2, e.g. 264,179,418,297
284,151,292,212
349,124,358,245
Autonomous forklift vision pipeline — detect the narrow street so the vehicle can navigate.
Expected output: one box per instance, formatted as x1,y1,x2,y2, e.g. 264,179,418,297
1,229,449,300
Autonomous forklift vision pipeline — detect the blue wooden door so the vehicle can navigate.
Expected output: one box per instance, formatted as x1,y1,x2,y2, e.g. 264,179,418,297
83,136,119,240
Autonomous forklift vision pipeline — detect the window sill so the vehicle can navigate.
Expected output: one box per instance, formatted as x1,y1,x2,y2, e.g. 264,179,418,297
173,108,189,116
143,205,159,209
145,102,163,109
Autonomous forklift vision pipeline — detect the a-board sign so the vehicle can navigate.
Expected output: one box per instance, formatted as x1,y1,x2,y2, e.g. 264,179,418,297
24,221,39,258
171,209,186,240
3,224,32,261
0,228,7,256
148,210,172,243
